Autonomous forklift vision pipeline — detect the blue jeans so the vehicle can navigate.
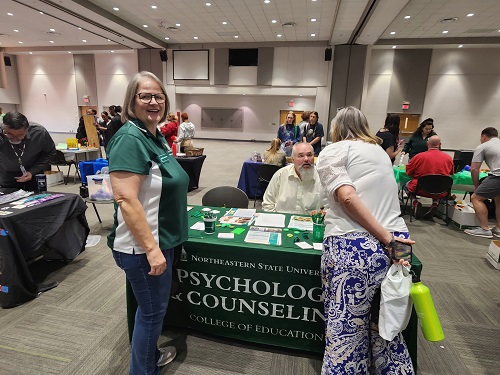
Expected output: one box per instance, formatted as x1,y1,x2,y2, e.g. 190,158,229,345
113,249,173,375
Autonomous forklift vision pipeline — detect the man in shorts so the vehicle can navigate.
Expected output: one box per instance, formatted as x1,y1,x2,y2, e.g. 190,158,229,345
464,127,500,238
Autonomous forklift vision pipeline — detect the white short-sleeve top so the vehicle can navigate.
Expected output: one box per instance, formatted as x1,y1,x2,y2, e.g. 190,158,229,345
316,140,408,237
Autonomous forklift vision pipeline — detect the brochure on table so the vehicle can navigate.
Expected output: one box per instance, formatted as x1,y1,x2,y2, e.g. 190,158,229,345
288,215,314,231
244,226,282,246
219,208,256,225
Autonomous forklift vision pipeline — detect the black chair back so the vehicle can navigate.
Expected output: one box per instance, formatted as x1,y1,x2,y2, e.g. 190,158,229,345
49,150,68,165
415,175,453,196
202,186,249,208
257,164,281,187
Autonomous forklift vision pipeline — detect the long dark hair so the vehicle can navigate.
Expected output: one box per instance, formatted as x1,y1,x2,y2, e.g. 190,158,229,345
413,118,434,136
384,113,400,141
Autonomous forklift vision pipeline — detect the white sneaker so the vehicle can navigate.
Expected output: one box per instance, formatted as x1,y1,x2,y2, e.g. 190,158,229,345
492,227,500,238
157,346,176,367
464,227,493,239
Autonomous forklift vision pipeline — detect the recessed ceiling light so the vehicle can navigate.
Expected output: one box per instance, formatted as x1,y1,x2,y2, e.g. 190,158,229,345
234,35,239,38
143,25,148,28
18,41,23,44
310,33,315,37
39,12,44,15
49,41,54,43
7,13,13,16
277,34,282,37
272,19,277,23
311,18,316,22
14,29,19,32
222,21,227,25
442,30,448,34
264,0,270,3
390,31,396,35
49,29,55,32
176,23,181,27
458,45,463,48
206,2,211,6
111,51,114,53
467,13,474,17
82,39,87,42
151,6,157,9
29,52,32,54
165,37,169,40
392,45,397,49
68,51,72,54
107,39,111,41
113,7,119,11
404,15,410,19
78,27,82,30
193,36,198,39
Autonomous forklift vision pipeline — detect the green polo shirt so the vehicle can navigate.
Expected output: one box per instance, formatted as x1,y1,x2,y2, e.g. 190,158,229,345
107,119,189,254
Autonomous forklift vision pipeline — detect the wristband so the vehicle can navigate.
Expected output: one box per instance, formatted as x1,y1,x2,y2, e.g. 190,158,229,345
384,233,396,250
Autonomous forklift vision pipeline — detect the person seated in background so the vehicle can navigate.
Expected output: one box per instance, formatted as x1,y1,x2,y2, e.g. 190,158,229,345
302,111,324,156
264,138,286,167
0,112,56,190
262,142,322,214
160,112,179,147
277,111,300,157
405,135,454,219
376,113,403,164
402,118,436,160
177,112,195,152
464,127,500,238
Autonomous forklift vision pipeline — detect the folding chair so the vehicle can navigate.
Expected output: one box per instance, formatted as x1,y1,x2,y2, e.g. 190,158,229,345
402,175,453,223
202,186,249,208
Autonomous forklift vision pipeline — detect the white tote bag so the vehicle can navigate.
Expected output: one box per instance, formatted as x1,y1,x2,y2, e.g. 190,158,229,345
378,264,413,341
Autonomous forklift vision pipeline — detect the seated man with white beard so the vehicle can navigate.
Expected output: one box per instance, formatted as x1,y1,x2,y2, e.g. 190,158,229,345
262,142,323,214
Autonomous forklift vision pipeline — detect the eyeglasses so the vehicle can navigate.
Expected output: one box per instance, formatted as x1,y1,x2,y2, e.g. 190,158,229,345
136,92,166,104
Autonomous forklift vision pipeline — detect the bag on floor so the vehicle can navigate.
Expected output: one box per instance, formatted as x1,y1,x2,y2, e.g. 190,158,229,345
379,264,413,341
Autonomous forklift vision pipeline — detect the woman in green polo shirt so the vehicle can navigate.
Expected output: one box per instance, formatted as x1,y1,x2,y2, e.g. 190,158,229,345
107,71,189,375
402,118,436,160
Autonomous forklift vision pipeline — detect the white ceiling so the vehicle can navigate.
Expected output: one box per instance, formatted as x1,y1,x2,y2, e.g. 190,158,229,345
1,0,499,54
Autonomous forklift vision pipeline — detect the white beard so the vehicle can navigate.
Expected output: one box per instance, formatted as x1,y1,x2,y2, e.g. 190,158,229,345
8,139,22,145
298,166,315,181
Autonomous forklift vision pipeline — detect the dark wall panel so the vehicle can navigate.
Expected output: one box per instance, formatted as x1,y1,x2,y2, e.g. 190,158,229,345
257,47,273,86
214,48,229,85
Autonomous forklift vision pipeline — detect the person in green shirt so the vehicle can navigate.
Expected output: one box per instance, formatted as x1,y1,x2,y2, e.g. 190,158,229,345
402,118,436,160
107,71,189,374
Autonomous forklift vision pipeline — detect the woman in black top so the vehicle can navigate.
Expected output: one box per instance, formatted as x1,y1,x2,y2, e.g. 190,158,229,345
375,113,402,164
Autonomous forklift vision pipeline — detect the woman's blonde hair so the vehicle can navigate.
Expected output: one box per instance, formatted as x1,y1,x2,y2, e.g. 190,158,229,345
266,138,282,153
121,71,169,124
330,106,381,145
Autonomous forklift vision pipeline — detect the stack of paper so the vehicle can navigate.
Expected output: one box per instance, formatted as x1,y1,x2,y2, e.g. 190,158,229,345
244,226,282,246
288,215,313,231
219,208,256,226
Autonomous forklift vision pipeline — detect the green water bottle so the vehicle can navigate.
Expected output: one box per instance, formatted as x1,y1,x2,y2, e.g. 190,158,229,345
410,280,444,342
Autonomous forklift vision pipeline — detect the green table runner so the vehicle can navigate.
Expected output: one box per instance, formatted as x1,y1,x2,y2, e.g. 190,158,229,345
393,165,487,189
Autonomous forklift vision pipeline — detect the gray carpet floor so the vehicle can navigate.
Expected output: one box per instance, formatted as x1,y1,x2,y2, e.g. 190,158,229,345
0,139,498,375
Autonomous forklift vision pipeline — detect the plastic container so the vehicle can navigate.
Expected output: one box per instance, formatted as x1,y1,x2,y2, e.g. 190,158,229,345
86,174,113,201
79,158,109,183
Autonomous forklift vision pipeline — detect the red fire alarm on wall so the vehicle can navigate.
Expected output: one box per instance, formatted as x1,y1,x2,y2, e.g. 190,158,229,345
402,101,410,110
288,101,294,107
83,95,90,103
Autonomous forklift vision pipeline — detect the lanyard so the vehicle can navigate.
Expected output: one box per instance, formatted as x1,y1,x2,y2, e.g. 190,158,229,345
9,141,26,165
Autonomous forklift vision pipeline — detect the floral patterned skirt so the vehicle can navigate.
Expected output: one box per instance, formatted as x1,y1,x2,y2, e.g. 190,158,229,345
321,232,415,375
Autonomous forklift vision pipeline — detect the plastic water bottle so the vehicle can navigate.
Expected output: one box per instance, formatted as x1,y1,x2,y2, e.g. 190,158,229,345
410,281,444,342
398,153,405,166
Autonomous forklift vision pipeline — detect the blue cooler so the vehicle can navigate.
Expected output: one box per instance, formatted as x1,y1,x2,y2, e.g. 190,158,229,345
79,158,109,184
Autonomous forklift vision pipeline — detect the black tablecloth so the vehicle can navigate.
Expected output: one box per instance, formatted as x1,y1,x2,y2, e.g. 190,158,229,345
175,155,206,192
0,191,89,307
